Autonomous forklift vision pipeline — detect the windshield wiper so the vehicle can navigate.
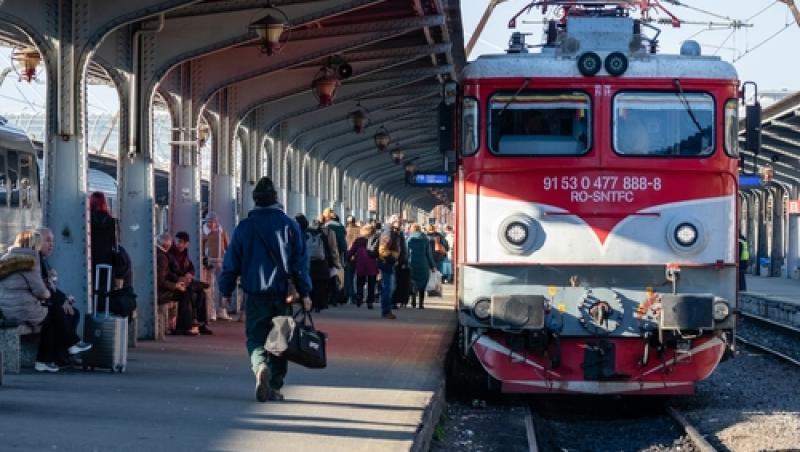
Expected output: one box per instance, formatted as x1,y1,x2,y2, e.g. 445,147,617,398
497,78,530,117
673,78,705,137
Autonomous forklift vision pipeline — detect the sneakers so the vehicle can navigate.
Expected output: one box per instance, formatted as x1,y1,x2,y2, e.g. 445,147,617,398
382,313,397,320
35,361,60,373
216,309,232,321
255,364,270,402
67,342,92,355
198,324,213,335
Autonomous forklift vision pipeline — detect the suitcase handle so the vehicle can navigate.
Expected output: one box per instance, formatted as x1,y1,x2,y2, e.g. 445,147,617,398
93,264,113,319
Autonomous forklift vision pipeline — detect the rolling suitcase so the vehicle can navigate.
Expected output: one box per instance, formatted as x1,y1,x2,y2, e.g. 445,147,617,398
83,264,128,373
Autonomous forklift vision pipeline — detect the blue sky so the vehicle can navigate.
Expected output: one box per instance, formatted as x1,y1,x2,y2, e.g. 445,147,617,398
1,1,798,118
461,0,800,90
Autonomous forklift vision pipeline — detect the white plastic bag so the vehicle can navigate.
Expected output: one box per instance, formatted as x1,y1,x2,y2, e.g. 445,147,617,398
426,270,442,293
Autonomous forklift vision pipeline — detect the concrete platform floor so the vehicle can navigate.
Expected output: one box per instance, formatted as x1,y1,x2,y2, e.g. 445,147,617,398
744,275,800,305
0,289,456,452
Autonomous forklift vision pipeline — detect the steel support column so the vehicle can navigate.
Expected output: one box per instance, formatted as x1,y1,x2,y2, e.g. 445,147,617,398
169,61,202,269
211,88,236,236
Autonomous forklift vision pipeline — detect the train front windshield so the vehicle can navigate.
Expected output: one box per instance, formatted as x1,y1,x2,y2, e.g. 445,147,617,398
488,91,591,156
613,92,714,156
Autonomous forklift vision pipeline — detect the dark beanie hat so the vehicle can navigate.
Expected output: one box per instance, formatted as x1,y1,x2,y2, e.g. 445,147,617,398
253,177,278,206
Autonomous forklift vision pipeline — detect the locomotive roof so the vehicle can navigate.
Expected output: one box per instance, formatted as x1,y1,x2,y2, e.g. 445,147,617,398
462,52,737,81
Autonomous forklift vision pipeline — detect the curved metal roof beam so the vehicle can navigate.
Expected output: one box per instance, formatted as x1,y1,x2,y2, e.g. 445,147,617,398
287,90,440,149
250,65,452,136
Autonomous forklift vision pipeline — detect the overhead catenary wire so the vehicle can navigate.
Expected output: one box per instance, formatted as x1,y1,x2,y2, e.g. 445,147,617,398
733,19,794,62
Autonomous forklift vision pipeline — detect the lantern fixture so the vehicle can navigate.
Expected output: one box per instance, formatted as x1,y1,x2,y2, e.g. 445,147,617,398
12,47,41,83
311,65,340,107
391,148,404,164
348,102,369,134
248,6,289,55
374,126,391,152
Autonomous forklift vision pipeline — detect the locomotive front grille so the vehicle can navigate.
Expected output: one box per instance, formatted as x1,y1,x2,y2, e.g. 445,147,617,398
490,295,546,330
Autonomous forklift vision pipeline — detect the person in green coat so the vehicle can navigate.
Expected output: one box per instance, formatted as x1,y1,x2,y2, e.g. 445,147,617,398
406,224,435,309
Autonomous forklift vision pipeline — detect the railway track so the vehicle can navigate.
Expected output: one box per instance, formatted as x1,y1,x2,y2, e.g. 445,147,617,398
526,398,714,451
736,312,800,368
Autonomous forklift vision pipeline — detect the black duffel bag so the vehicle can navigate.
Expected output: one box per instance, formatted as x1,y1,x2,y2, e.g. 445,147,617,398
97,286,137,318
265,308,327,369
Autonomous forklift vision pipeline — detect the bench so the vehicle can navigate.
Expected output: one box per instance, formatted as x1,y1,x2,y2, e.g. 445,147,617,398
0,320,41,377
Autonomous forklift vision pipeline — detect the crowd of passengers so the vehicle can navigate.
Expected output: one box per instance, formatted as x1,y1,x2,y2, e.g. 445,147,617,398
0,189,454,372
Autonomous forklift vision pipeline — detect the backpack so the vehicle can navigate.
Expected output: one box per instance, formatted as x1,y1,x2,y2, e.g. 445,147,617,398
307,230,327,262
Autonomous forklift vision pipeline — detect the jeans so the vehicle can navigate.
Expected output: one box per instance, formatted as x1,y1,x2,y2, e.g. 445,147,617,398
245,294,289,390
379,263,394,316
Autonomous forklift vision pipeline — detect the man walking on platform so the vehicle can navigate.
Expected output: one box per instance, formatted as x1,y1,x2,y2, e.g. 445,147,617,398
219,177,312,402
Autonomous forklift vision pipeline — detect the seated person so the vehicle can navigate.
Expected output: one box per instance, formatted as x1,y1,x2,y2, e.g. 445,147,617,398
0,230,50,326
169,231,212,335
0,229,91,373
156,232,182,335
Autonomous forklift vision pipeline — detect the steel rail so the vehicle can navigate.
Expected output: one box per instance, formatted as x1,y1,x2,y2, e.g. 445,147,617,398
666,406,718,452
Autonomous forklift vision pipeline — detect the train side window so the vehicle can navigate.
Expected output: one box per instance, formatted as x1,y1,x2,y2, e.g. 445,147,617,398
7,150,19,207
724,99,739,158
488,91,590,156
18,154,33,208
0,151,6,206
613,92,714,157
461,97,479,156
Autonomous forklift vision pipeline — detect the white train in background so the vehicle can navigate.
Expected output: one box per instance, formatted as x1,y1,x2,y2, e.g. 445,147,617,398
0,115,117,252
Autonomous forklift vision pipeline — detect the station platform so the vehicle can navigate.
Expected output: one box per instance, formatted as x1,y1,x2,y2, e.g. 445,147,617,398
740,275,800,328
0,289,456,451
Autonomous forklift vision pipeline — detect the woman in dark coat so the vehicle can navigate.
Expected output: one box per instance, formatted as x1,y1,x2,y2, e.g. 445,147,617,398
346,224,379,309
406,224,435,309
89,191,117,292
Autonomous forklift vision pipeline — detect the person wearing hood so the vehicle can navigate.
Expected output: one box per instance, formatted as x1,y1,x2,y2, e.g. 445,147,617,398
219,177,312,403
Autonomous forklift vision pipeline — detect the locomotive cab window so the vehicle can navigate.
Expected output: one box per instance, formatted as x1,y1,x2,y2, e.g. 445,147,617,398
488,91,590,156
462,97,479,156
724,99,739,158
614,92,714,156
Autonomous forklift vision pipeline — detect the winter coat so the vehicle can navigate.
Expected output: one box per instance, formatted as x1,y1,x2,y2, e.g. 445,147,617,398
325,220,348,259
345,224,360,249
202,228,229,262
0,248,49,324
219,205,311,299
90,210,117,268
156,247,178,305
347,236,378,277
169,246,195,278
407,232,435,291
427,231,449,263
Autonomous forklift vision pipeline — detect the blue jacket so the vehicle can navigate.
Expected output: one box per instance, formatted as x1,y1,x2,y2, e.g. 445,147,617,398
218,206,311,299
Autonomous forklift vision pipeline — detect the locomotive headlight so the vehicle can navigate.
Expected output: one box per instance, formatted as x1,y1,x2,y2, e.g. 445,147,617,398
666,218,706,255
713,300,730,321
498,214,540,255
674,223,698,247
505,222,528,246
473,298,491,320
